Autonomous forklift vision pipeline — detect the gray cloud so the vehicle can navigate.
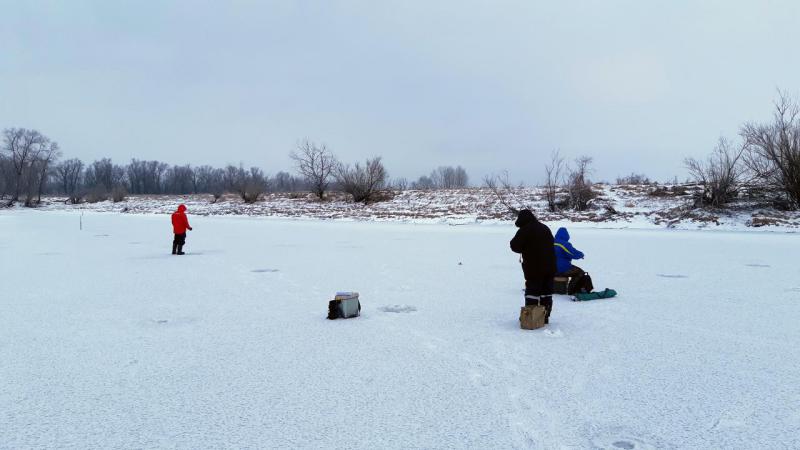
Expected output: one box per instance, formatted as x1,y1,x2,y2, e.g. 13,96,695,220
1,0,798,184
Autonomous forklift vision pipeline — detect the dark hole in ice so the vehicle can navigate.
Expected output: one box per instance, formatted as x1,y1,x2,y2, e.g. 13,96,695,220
612,441,635,450
146,317,197,327
379,305,417,313
656,274,688,279
252,269,279,273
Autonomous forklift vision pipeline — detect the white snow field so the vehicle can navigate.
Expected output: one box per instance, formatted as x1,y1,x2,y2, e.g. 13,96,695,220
1,210,799,449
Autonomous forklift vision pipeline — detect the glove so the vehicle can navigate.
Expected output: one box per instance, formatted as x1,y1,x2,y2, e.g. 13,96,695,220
189,227,193,231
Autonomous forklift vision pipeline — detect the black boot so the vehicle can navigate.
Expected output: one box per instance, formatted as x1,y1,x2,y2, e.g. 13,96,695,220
172,242,178,255
540,296,553,324
177,245,185,255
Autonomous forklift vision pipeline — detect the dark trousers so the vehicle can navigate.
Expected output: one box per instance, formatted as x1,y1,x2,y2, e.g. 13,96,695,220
172,233,186,254
558,265,594,294
524,277,554,322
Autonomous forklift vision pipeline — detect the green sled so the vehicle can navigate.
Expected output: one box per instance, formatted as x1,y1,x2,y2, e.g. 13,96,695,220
573,289,617,301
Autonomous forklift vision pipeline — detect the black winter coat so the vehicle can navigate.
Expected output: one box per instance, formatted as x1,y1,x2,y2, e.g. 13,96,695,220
510,210,557,280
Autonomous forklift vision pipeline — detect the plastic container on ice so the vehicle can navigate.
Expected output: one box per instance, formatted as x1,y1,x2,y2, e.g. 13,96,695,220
328,292,361,319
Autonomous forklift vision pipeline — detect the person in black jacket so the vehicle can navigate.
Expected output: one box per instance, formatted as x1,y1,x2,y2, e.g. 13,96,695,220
510,209,557,323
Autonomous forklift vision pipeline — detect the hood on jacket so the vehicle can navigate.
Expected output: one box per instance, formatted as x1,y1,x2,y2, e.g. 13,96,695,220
176,204,187,213
555,227,570,241
515,209,536,228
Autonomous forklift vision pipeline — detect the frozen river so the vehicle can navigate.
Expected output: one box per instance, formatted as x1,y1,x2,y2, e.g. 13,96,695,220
1,210,798,449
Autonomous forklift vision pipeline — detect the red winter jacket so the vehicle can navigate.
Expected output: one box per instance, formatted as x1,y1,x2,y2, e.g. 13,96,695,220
171,205,192,234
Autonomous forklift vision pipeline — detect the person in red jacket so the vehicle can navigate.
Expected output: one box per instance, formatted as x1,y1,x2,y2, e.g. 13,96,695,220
171,204,193,255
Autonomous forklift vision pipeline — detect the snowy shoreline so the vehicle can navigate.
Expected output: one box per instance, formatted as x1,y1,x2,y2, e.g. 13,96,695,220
17,207,800,236
12,184,800,233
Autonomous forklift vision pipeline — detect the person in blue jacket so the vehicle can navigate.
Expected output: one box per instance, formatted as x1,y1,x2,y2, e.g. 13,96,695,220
554,227,594,294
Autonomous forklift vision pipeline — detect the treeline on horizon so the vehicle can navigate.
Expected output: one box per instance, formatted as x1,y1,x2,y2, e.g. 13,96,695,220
1,92,798,211
0,136,470,206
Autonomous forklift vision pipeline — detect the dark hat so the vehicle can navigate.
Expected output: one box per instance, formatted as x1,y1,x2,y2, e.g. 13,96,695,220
515,209,535,227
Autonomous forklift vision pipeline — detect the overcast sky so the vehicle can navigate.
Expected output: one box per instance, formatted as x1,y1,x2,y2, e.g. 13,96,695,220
2,0,798,184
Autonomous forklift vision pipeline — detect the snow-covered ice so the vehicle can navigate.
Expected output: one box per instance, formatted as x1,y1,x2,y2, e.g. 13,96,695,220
1,210,799,449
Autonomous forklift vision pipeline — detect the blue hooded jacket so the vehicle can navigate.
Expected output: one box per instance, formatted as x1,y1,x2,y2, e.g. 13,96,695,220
554,227,584,274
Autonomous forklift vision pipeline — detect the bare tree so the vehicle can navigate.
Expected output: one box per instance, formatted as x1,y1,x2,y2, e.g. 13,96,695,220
195,165,226,202
195,165,220,191
82,161,102,191
164,164,196,194
223,165,240,192
1,128,31,203
241,167,268,203
82,158,127,203
55,158,84,204
454,166,469,188
615,173,652,185
430,166,469,189
483,171,530,215
0,155,11,200
127,159,169,194
543,150,565,212
335,157,388,204
391,177,409,191
84,187,108,203
1,128,59,205
290,139,337,200
32,141,61,205
684,137,747,208
741,92,800,209
411,175,435,190
225,165,267,203
111,185,128,203
566,156,595,211
273,171,309,192
84,158,126,192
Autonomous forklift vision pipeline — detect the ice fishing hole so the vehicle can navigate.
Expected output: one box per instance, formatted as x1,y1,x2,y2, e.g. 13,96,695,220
613,441,635,450
379,305,417,313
